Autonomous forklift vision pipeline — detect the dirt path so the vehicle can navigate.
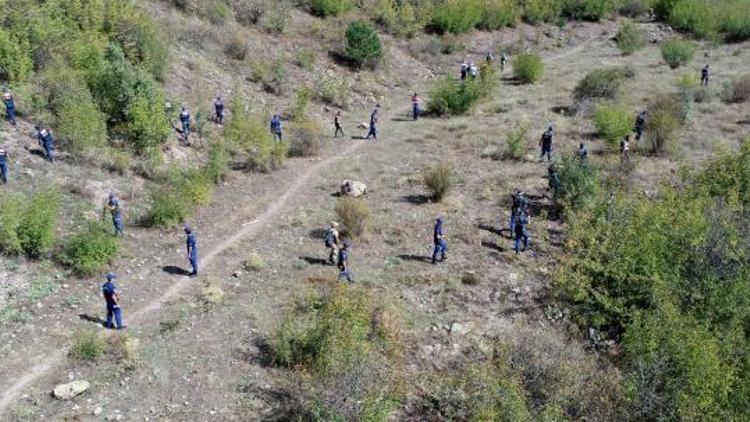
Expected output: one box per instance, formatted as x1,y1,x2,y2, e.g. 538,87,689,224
0,139,364,417
0,40,599,418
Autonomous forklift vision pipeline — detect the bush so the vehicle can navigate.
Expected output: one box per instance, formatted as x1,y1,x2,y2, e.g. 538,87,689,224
270,285,402,420
661,39,695,69
289,86,312,121
513,53,543,84
126,84,170,153
224,99,288,172
175,169,213,206
645,95,681,154
479,0,521,29
563,0,616,21
204,140,231,184
522,0,563,24
574,67,632,102
314,73,350,108
199,0,232,25
593,103,632,148
423,161,454,202
370,0,423,38
147,189,188,227
504,121,529,160
233,0,264,25
430,0,483,34
0,29,33,82
427,78,481,116
243,252,265,271
17,189,61,258
718,3,750,41
668,0,717,38
335,197,370,238
675,72,699,120
549,154,600,211
295,48,316,70
289,117,325,157
105,1,170,80
61,221,120,276
722,74,750,104
616,22,647,55
225,33,248,60
344,21,383,68
310,0,352,17
55,91,108,156
0,193,25,255
70,330,106,361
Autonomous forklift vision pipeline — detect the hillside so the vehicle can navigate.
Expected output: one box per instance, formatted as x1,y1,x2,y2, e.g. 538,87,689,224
1,0,750,420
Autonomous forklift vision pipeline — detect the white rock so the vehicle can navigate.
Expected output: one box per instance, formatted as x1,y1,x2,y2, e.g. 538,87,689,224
53,380,90,400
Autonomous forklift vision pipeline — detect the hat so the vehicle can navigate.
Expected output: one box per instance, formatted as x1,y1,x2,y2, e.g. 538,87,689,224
105,272,117,281
184,225,192,234
343,240,351,248
436,216,444,223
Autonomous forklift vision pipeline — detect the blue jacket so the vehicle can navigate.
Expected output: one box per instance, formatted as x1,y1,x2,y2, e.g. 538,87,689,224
109,198,121,218
270,116,281,132
434,221,444,244
187,233,197,258
102,281,117,305
180,111,190,123
38,129,53,145
3,96,15,110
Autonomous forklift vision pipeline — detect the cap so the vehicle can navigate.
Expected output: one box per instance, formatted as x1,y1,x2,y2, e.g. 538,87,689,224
184,225,191,233
105,272,117,281
343,240,351,248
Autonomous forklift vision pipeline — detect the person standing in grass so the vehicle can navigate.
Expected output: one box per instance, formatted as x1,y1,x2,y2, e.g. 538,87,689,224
365,105,379,140
107,193,124,236
577,142,589,163
270,114,283,141
514,211,530,254
35,125,55,162
2,91,17,126
214,97,224,125
634,110,647,142
180,107,191,140
411,93,421,121
500,53,507,72
620,135,631,164
324,222,341,265
102,273,126,330
701,64,710,87
539,125,554,162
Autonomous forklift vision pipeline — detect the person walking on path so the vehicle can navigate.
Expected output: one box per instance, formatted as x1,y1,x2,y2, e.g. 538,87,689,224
102,273,126,330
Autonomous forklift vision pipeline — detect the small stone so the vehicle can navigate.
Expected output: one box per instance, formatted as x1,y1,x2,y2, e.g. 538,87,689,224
449,322,468,335
232,271,241,278
93,406,103,416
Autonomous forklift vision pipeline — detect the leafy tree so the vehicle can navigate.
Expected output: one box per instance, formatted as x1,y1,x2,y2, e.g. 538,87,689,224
344,21,383,68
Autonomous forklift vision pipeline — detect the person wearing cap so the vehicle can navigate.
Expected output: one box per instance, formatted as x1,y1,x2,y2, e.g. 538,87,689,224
185,226,198,277
107,193,124,236
0,145,8,184
214,97,224,125
179,107,191,139
411,93,421,121
500,53,507,72
2,91,16,126
324,222,341,265
514,210,530,254
577,142,589,163
432,217,447,264
35,125,54,162
634,110,647,142
102,273,126,329
539,125,554,162
337,240,353,282
701,64,710,87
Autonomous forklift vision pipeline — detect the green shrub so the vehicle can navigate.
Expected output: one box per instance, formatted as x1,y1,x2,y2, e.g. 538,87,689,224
126,83,170,153
204,140,231,184
0,193,25,255
289,86,312,121
718,2,750,41
593,103,632,148
344,21,383,68
289,117,325,157
55,91,108,156
147,189,188,227
522,0,563,24
645,95,681,154
0,29,33,82
427,77,481,116
563,0,617,21
270,285,402,420
616,22,647,55
314,73,350,108
335,197,370,238
722,74,750,104
513,53,543,84
295,48,316,70
661,38,695,69
266,58,288,94
260,0,291,33
224,99,288,172
17,189,61,258
668,0,717,38
61,221,120,276
232,0,264,25
675,72,699,120
105,1,169,80
310,0,352,17
370,0,423,38
479,0,520,29
430,0,483,33
653,0,680,19
423,161,454,202
70,330,106,361
549,154,599,211
176,168,213,206
573,67,631,101
504,121,529,160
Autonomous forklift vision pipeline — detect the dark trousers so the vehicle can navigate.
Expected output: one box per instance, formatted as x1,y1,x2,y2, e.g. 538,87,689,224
335,124,344,138
540,145,552,162
0,160,7,184
215,112,223,124
189,254,198,276
43,143,54,162
514,231,529,254
182,121,190,138
273,131,282,141
113,215,123,235
413,105,420,120
106,303,124,329
432,240,447,263
6,107,16,125
366,125,377,139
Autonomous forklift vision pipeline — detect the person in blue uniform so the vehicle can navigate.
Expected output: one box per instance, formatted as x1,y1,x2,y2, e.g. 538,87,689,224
35,125,55,162
432,217,447,264
185,225,198,277
102,273,126,329
108,193,124,236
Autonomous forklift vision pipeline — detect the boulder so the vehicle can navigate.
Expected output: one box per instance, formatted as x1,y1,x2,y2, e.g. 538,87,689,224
340,180,367,197
53,380,90,400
